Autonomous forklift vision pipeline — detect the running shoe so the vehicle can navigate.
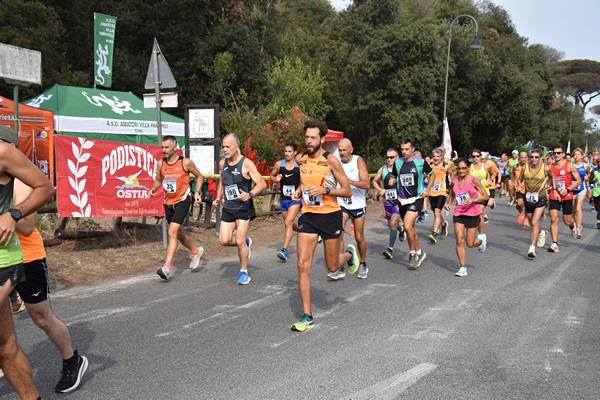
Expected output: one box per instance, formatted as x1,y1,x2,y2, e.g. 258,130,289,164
548,242,559,253
415,252,427,269
357,263,368,279
10,296,25,315
527,245,536,259
346,244,360,274
428,232,437,244
537,230,547,248
398,226,406,242
570,225,577,239
246,237,253,259
277,248,288,262
516,213,525,224
291,314,314,332
189,246,204,270
422,211,429,221
156,265,170,280
523,219,530,228
55,350,88,393
490,201,495,210
454,266,467,277
441,221,448,237
577,226,582,239
597,220,600,229
408,253,417,269
478,234,487,253
349,225,355,235
327,267,346,281
236,271,251,285
483,215,489,224
383,247,393,259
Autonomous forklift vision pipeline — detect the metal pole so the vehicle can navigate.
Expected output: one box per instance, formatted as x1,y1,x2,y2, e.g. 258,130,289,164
153,41,168,247
442,14,480,129
13,85,19,145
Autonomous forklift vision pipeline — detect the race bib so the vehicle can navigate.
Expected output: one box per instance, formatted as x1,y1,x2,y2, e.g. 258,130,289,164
282,185,295,197
526,191,539,203
385,188,398,200
342,197,353,205
162,179,176,193
224,184,241,201
399,174,415,186
303,190,322,207
432,181,442,191
596,181,600,188
456,191,470,205
556,181,565,191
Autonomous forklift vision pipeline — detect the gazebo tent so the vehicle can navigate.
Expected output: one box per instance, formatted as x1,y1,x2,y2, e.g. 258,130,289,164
25,84,184,146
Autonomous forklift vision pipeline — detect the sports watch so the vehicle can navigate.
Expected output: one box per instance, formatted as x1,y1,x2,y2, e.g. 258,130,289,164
7,208,23,222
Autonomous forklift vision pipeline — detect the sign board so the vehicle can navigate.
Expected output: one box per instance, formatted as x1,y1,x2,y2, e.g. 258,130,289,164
189,145,215,175
0,43,42,85
143,92,178,108
187,106,218,139
144,38,177,90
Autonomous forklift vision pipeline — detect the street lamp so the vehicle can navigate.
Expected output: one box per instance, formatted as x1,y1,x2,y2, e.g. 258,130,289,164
442,14,482,128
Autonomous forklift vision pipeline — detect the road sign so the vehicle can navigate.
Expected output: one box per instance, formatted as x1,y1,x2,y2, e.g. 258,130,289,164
144,38,177,90
143,92,178,108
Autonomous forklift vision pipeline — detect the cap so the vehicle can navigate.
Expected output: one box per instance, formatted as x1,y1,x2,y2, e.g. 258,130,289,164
0,125,18,145
512,149,518,155
481,151,488,158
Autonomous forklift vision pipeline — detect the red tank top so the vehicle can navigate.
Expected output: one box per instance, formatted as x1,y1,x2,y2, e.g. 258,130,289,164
550,161,574,201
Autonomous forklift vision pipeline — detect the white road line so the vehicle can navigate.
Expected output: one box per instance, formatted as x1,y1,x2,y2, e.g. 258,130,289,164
339,362,438,400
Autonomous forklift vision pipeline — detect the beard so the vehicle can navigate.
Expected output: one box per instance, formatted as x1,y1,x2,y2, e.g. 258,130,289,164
305,142,321,155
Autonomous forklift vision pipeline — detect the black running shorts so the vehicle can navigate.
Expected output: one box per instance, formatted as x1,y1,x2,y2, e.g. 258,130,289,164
429,195,447,211
164,196,192,225
15,259,49,304
549,199,573,215
453,215,480,229
297,211,343,239
525,197,547,214
0,263,25,287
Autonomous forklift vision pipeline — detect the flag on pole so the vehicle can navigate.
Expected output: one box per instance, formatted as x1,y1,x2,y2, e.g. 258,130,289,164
94,13,117,88
442,117,453,161
566,140,571,155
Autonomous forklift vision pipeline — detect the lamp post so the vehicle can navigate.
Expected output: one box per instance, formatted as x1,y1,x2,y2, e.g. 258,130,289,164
442,14,482,127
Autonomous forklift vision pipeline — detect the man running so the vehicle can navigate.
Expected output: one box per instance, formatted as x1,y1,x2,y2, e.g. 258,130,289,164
518,148,550,258
14,179,88,393
290,120,356,332
547,144,581,252
571,148,589,239
498,152,510,197
390,138,432,269
328,138,370,280
589,158,600,228
507,149,520,206
148,135,205,280
372,148,404,260
213,133,266,285
512,152,529,226
269,142,301,262
424,148,450,243
0,129,54,400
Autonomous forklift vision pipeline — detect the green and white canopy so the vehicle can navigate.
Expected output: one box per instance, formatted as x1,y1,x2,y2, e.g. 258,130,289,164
25,84,184,145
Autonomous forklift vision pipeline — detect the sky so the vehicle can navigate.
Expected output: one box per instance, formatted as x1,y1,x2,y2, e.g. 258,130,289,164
329,0,600,118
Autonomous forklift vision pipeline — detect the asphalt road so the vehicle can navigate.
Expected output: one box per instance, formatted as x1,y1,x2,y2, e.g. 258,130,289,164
3,196,600,399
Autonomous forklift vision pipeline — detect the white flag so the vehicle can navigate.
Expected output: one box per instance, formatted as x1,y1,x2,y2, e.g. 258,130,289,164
566,140,571,155
442,118,453,161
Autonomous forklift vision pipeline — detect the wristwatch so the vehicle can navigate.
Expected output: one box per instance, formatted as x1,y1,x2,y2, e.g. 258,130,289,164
325,187,331,195
249,192,254,199
7,208,23,222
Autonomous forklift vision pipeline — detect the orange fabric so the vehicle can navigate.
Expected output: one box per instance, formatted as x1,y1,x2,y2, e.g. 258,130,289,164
299,152,340,214
161,157,191,205
16,228,46,263
513,164,525,194
429,163,448,196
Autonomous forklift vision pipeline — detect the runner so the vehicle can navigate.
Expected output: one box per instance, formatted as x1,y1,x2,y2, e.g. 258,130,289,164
482,152,500,218
444,158,489,277
424,148,450,243
571,148,589,239
507,149,520,206
390,138,432,269
290,120,355,332
512,152,529,227
371,148,405,260
469,149,491,249
498,152,510,197
547,144,581,252
14,179,88,393
589,158,600,228
329,138,370,280
0,128,54,400
269,142,301,262
148,135,205,280
518,148,550,258
213,133,267,285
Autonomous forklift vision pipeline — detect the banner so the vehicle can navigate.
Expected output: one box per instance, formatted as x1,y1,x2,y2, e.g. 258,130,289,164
442,117,453,161
55,136,165,217
94,13,117,88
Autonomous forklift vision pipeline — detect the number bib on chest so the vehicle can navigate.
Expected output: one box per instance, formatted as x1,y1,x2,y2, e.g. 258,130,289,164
282,185,295,197
385,188,398,201
399,174,415,186
526,191,539,203
456,191,470,205
303,190,322,207
224,184,241,201
162,180,177,193
556,181,565,191
432,181,442,191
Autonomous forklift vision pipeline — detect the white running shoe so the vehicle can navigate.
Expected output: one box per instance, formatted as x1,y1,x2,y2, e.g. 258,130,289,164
570,225,577,239
327,268,346,281
536,230,547,248
454,267,467,277
527,245,536,259
189,247,204,270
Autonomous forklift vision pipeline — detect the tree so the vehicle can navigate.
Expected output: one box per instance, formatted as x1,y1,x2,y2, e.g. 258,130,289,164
554,59,600,111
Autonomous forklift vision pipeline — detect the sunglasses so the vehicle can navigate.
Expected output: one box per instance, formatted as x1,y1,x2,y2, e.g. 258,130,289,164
553,151,564,155
386,156,396,159
472,154,481,158
530,155,541,159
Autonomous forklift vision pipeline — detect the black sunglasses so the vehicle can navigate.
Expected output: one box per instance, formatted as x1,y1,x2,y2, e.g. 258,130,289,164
386,156,396,159
472,154,481,158
553,151,564,155
530,155,541,159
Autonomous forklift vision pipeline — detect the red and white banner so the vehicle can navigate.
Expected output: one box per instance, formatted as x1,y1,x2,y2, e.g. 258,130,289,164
55,136,165,217
442,117,453,161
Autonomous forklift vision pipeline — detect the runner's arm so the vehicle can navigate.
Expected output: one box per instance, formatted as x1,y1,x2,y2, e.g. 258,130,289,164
148,159,163,198
269,161,282,183
183,158,204,203
326,153,352,198
13,179,35,236
244,158,267,200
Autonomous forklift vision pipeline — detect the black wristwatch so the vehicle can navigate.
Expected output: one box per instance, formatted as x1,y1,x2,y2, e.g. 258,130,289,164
249,192,254,199
7,208,23,222
325,187,331,195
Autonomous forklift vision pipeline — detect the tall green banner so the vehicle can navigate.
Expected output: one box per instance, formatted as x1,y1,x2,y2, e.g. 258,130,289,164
93,13,117,88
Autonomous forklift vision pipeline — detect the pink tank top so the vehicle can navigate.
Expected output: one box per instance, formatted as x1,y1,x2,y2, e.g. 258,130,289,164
453,175,482,217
